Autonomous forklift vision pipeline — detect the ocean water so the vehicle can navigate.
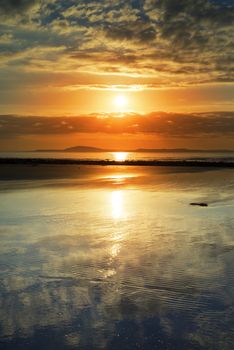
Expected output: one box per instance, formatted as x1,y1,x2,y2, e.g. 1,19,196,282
0,166,234,350
1,150,234,163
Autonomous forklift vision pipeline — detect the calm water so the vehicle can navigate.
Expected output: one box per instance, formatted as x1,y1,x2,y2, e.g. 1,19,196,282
0,166,234,350
1,150,234,162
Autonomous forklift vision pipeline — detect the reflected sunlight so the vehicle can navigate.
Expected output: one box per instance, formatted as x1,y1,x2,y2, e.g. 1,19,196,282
110,243,121,258
113,152,128,162
111,190,124,219
106,174,132,185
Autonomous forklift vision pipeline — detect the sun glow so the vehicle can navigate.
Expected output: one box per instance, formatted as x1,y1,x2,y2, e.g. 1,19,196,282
114,95,128,109
113,152,128,162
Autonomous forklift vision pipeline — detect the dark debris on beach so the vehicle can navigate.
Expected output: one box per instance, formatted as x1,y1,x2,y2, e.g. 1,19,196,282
0,158,234,168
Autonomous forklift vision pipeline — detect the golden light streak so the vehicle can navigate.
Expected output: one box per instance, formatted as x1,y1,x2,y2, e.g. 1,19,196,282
111,190,124,219
113,152,128,162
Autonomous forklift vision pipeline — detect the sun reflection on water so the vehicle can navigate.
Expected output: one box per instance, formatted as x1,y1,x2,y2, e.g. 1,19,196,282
113,152,128,162
110,243,121,258
1,167,234,349
102,173,136,186
111,190,124,219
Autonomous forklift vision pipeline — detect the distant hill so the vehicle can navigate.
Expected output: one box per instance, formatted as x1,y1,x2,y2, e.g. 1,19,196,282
34,146,108,152
34,146,234,153
135,148,189,153
64,146,106,152
134,148,234,153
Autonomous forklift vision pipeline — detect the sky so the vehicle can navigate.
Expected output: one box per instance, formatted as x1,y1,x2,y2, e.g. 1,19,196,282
0,0,233,150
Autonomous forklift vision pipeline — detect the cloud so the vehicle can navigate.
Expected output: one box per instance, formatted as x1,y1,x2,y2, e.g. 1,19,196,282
0,0,38,13
0,0,233,87
0,0,41,22
1,112,234,138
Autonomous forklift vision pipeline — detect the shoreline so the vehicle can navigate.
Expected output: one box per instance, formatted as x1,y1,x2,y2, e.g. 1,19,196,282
0,157,234,168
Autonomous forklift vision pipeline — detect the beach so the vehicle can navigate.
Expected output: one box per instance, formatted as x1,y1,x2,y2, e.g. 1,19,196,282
0,164,233,349
1,0,234,348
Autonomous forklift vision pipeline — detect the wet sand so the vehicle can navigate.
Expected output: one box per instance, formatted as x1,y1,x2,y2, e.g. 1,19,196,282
0,165,233,350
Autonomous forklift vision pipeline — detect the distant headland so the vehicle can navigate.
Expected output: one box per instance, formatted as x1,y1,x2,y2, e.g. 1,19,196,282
33,146,234,153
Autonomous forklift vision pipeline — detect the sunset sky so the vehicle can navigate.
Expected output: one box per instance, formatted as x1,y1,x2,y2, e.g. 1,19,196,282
0,0,233,150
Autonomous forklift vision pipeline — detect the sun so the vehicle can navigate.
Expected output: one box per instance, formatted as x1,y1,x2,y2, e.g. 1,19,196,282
114,95,128,109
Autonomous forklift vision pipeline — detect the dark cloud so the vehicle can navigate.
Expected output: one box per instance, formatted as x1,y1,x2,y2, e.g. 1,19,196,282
0,0,233,89
145,0,233,48
1,112,234,138
104,22,157,43
0,0,38,14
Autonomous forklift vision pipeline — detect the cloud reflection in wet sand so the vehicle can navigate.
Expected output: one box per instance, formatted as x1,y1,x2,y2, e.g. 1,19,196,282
0,166,234,350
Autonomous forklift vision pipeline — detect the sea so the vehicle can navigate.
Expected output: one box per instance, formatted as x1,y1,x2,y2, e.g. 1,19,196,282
0,152,233,350
0,150,234,162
